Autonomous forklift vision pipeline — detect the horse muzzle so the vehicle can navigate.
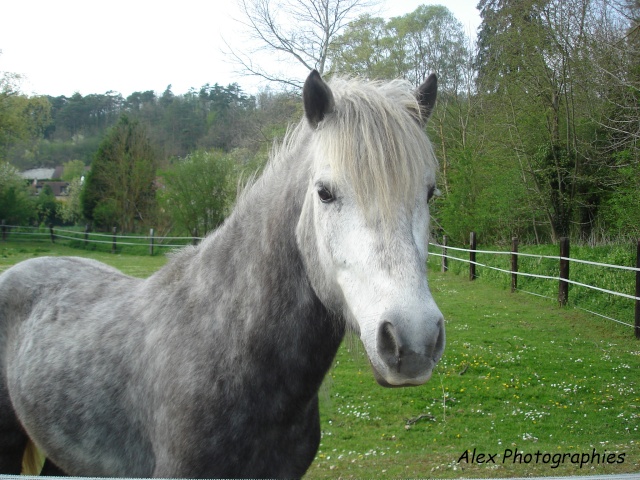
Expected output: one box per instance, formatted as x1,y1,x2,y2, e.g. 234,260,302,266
367,313,445,387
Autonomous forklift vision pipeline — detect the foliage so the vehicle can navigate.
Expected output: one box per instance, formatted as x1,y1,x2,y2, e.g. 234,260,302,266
61,159,86,181
469,0,639,243
34,184,59,226
386,5,469,90
328,15,398,79
81,115,157,232
328,5,469,90
0,162,34,225
158,150,237,236
58,177,84,225
0,71,51,161
5,82,260,169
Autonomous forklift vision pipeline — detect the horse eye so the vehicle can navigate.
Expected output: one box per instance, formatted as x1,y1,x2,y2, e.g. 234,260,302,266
317,185,334,203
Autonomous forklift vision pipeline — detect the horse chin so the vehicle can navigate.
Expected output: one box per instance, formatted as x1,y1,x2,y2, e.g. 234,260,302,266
369,362,433,388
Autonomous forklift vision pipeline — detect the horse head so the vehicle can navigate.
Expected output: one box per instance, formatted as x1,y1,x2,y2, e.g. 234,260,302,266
297,70,445,387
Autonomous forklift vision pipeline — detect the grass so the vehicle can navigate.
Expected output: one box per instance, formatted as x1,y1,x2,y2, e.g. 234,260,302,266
1,241,638,478
309,269,639,478
0,241,168,278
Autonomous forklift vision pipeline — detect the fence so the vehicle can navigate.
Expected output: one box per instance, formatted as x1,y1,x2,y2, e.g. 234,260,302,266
3,222,639,339
429,233,640,340
0,222,202,255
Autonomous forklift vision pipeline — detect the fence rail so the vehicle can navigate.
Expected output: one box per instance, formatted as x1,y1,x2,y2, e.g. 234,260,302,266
429,233,640,339
0,222,203,254
2,222,639,339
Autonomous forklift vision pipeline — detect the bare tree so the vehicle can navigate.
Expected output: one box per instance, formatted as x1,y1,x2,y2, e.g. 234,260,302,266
228,0,380,88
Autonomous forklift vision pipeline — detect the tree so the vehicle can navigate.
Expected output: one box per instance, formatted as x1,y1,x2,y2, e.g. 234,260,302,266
327,14,396,78
0,67,51,161
470,0,627,242
0,162,34,225
387,5,469,91
61,159,86,181
34,184,59,226
158,150,237,236
82,115,157,232
58,177,84,225
57,160,86,225
230,0,380,87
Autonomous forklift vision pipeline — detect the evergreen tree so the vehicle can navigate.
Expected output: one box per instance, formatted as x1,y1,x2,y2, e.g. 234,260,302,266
82,115,157,232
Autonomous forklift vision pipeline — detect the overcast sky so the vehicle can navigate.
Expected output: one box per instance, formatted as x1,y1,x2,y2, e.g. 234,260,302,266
1,0,480,98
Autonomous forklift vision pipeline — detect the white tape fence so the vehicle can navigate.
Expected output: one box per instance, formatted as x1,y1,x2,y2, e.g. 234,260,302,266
428,234,640,339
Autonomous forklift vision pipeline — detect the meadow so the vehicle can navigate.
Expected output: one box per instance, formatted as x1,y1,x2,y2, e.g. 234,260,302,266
1,241,638,478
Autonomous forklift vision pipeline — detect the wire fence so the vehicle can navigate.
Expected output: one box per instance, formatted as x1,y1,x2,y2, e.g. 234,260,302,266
428,234,640,339
0,223,203,254
2,223,639,338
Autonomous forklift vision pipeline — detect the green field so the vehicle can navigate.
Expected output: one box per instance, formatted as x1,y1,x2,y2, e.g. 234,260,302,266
1,241,638,478
310,270,639,478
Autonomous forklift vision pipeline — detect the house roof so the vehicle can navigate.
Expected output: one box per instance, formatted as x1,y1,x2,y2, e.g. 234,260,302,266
20,168,56,180
53,165,64,179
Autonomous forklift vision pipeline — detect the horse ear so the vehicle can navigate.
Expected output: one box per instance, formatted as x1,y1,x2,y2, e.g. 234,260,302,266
416,73,437,122
303,70,335,128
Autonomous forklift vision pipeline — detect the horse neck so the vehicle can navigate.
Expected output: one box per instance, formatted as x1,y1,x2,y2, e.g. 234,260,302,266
171,137,344,394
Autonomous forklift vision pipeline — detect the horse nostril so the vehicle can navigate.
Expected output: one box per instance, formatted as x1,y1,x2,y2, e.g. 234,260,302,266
431,317,446,363
377,321,401,371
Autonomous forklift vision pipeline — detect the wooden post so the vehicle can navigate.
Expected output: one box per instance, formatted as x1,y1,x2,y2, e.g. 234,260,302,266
469,231,477,281
112,227,117,254
192,228,199,246
49,224,55,244
84,224,90,248
635,239,640,340
1,220,6,242
559,237,570,306
149,228,155,256
441,235,448,272
511,237,518,293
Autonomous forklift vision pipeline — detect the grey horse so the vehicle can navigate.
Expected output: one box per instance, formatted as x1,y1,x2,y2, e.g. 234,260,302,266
0,70,445,478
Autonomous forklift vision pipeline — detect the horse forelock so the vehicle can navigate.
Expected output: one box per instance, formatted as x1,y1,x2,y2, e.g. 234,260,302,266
313,76,437,228
252,76,437,233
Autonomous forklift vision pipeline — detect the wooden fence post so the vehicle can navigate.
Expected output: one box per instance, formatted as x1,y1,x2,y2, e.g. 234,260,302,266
49,224,55,244
441,235,448,272
149,228,155,256
559,237,570,306
1,219,6,242
511,237,518,293
111,227,117,254
192,228,199,246
635,239,640,340
84,224,90,248
469,231,477,281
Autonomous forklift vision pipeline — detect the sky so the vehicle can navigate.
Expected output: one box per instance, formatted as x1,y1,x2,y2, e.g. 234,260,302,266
0,0,481,98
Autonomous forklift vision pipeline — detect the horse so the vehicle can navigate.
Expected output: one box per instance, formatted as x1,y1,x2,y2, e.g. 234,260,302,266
0,70,445,478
